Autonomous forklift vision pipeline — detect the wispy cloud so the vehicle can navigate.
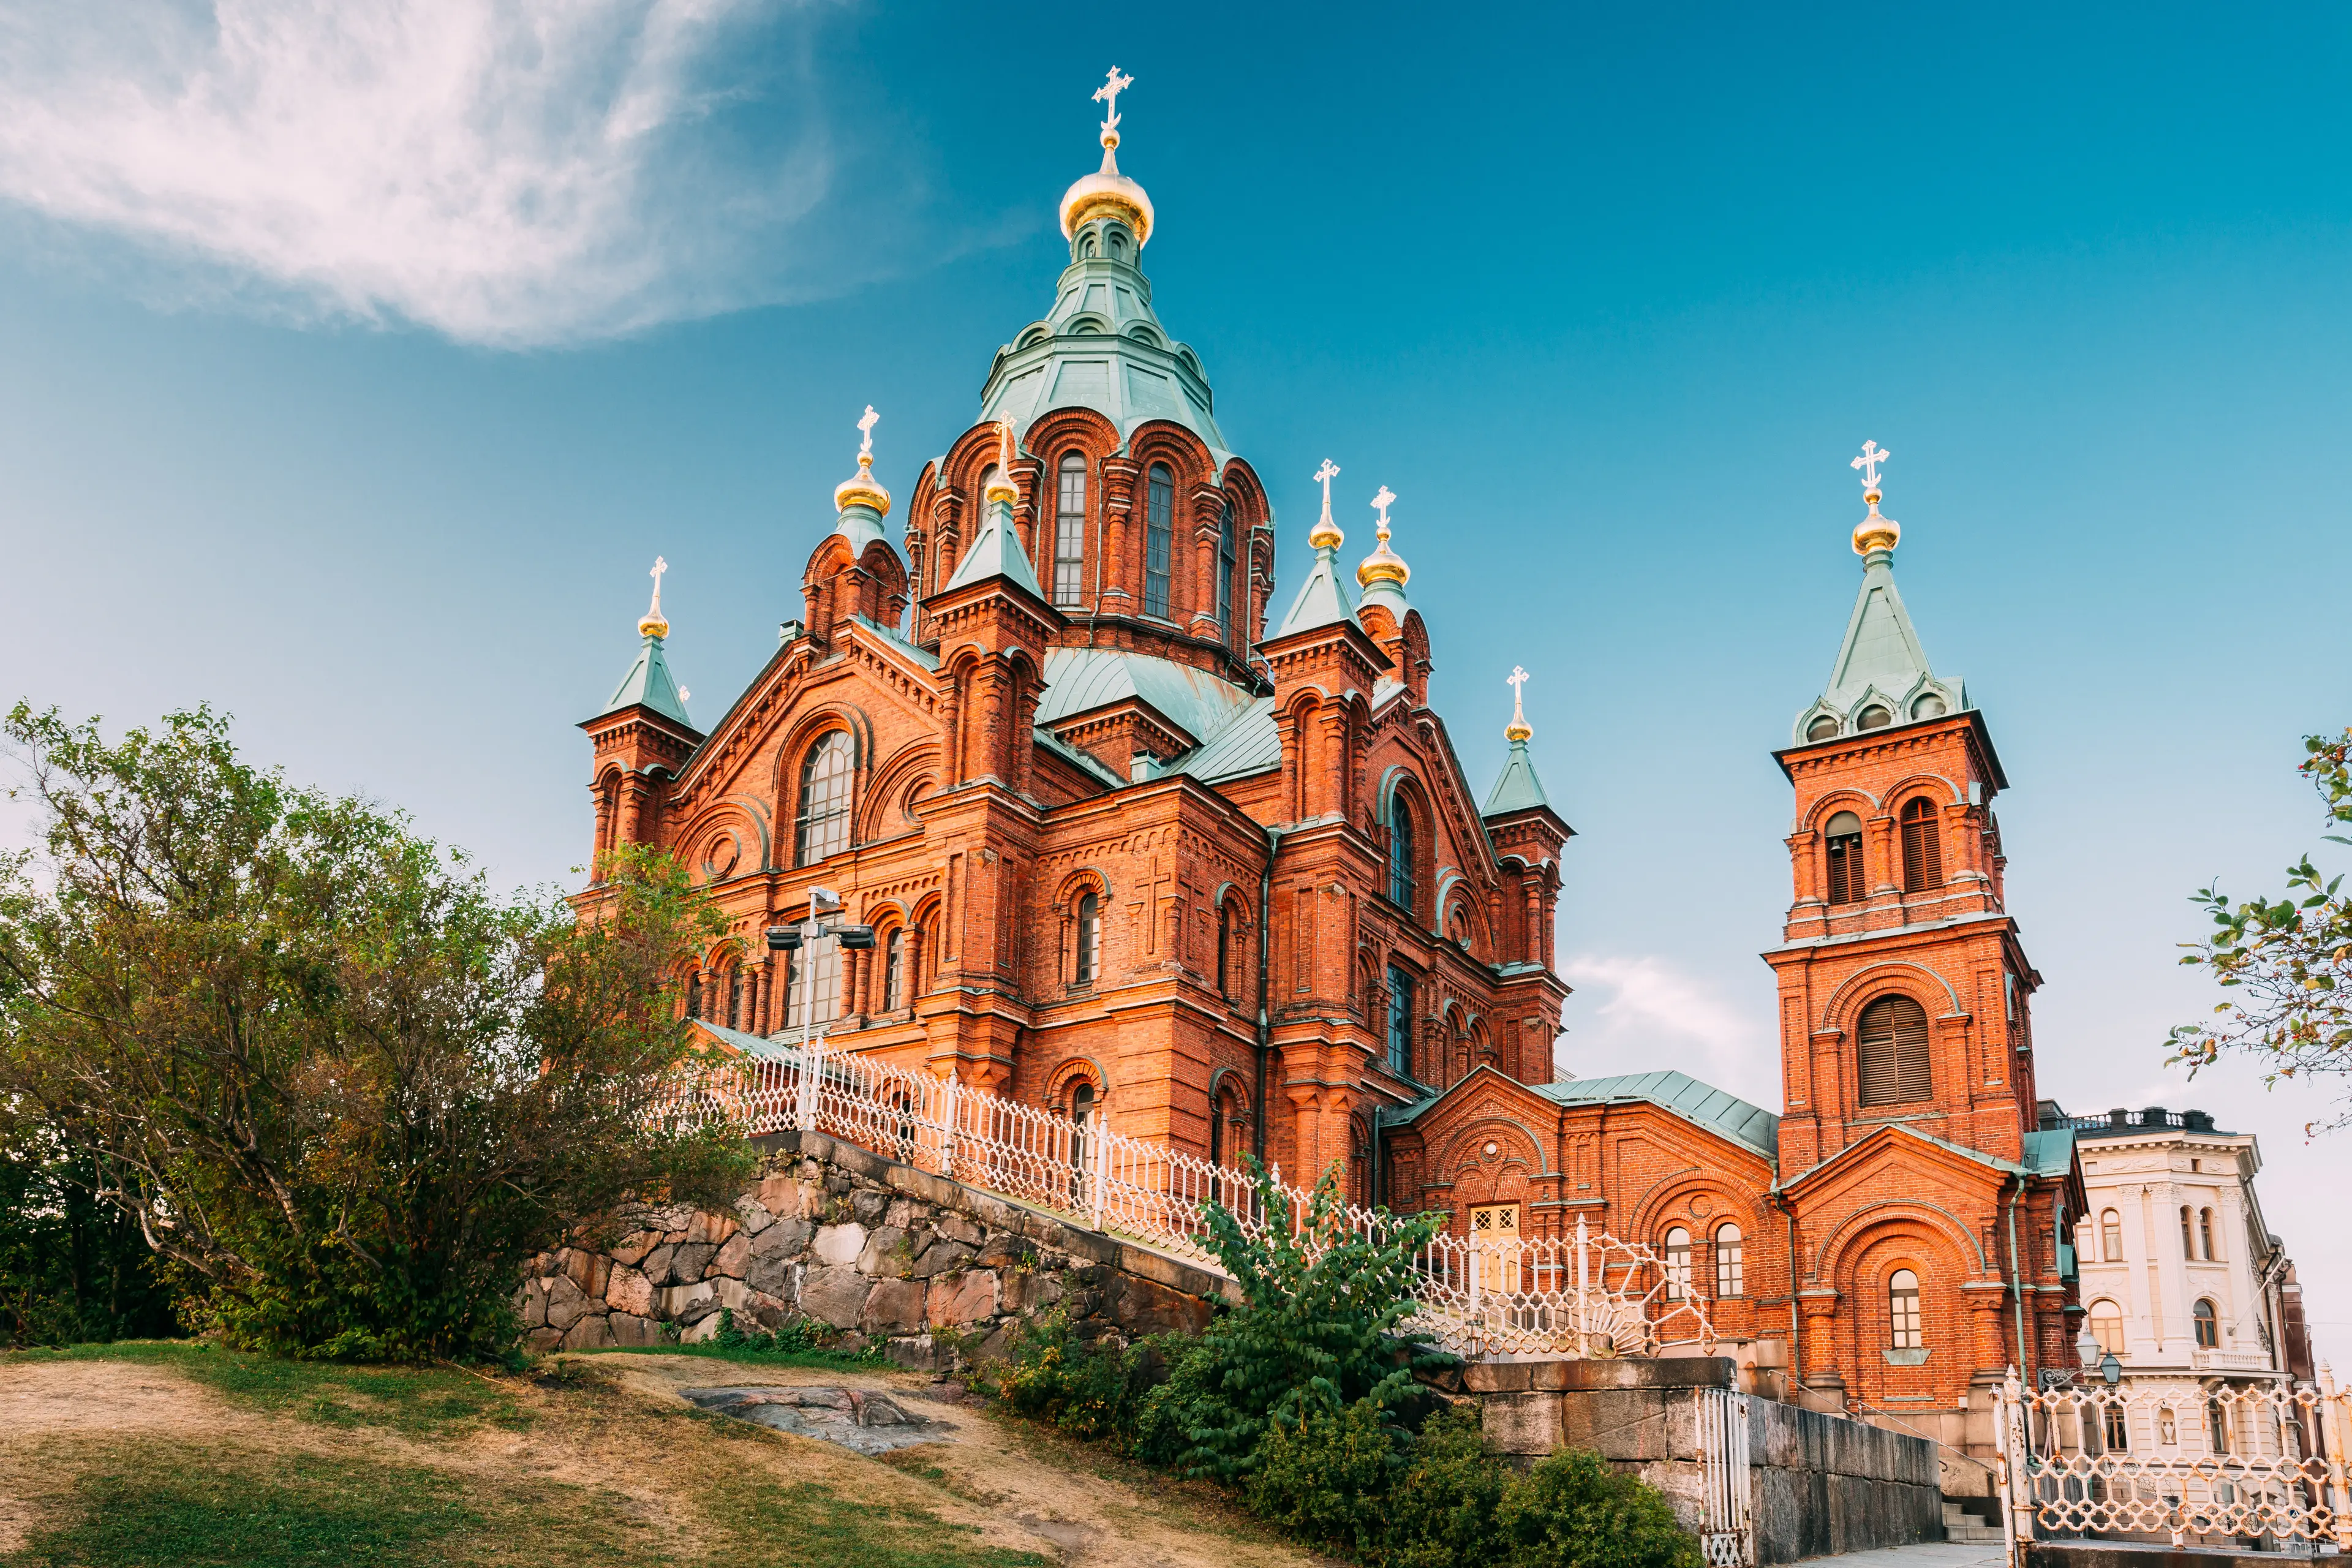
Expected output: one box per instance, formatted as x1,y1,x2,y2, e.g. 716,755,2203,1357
1558,952,1776,1103
0,1,943,345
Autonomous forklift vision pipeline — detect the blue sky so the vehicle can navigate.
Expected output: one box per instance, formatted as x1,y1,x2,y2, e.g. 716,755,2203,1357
1,2,2346,1362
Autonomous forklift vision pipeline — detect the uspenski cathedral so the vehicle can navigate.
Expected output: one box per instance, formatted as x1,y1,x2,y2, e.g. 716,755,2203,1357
576,71,2084,1452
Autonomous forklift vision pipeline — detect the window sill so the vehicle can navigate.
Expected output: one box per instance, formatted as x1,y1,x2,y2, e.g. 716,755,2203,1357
1883,1347,1931,1366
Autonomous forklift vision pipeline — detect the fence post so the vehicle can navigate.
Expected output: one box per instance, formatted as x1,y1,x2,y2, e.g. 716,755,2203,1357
1998,1368,2037,1568
794,1038,821,1132
940,1072,959,1182
2321,1367,2352,1552
1088,1124,1107,1234
1575,1214,1590,1344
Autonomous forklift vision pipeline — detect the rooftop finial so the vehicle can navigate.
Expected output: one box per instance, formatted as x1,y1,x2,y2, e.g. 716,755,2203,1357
1308,458,1343,549
1849,440,1901,557
985,421,1020,503
1357,480,1410,591
833,404,891,517
639,556,671,638
1505,665,1532,741
1093,66,1133,149
1061,67,1155,246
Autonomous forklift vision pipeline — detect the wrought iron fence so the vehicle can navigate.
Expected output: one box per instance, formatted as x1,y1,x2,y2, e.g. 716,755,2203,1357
674,1037,1714,1360
1996,1372,2352,1558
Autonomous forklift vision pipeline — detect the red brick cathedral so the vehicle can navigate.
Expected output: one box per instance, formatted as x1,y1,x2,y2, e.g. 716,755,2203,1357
578,78,2082,1447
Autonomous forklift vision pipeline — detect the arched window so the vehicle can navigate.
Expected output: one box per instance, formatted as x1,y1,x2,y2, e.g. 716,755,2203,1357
685,970,704,1020
2193,1297,2219,1349
784,938,840,1028
2102,1401,2128,1453
1074,890,1101,985
1209,1085,1227,1169
1856,995,1932,1106
1662,1227,1692,1300
1054,453,1088,606
1806,713,1839,742
1857,703,1892,730
1386,965,1415,1079
1899,797,1943,892
882,928,907,1011
2198,1207,2215,1261
794,731,854,865
1068,1080,1096,1202
2089,1298,2125,1354
1824,809,1865,905
727,968,743,1030
1388,796,1416,912
2101,1209,2123,1261
1714,1223,1744,1298
1216,903,1232,998
2207,1397,2230,1454
1144,463,1174,618
1216,499,1237,639
2179,1205,2195,1257
1888,1268,1923,1349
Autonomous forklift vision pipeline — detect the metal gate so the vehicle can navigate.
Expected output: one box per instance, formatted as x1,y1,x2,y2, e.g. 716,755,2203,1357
1698,1387,1755,1567
1996,1370,2352,1563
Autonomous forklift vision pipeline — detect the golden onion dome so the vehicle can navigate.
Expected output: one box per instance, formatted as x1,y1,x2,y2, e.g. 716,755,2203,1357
1060,134,1154,247
1852,486,1901,556
834,451,891,518
1357,526,1409,589
639,556,671,638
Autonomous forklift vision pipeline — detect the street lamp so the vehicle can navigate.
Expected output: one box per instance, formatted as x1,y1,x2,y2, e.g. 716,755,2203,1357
2100,1352,2122,1388
764,886,875,1043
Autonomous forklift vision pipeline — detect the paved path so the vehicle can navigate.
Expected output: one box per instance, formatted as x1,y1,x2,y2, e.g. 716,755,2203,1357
1798,1544,2006,1568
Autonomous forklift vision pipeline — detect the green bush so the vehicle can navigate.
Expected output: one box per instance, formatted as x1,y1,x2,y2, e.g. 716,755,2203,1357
1242,1397,1401,1554
1496,1446,1705,1568
976,1310,1166,1443
0,1124,179,1347
1134,1158,1448,1479
1372,1404,1515,1568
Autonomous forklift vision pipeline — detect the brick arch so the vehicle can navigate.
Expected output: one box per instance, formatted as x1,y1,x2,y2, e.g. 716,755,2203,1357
1044,1055,1108,1111
770,703,873,798
1809,1196,1991,1284
1802,786,1882,834
1817,961,1963,1032
1626,1172,1774,1248
1833,1219,1977,1373
673,801,767,883
860,739,939,842
1879,770,1966,810
1435,1113,1553,1178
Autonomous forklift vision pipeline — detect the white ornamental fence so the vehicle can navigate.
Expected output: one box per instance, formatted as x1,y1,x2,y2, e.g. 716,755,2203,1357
675,1037,1714,1360
1996,1373,2352,1559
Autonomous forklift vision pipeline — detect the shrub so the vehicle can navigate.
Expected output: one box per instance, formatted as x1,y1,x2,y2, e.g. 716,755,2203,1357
1496,1446,1705,1568
1372,1404,1515,1568
1243,1397,1401,1553
1136,1157,1449,1479
978,1310,1166,1443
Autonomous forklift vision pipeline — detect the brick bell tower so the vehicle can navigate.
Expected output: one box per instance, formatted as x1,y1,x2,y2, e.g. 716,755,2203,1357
1767,443,2042,1174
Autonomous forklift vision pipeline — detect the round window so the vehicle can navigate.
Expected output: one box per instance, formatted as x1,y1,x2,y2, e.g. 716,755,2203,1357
1856,704,1893,730
1806,714,1839,742
1912,692,1948,720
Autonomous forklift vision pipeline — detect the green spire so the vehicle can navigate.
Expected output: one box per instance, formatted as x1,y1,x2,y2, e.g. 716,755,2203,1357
1483,667,1552,814
595,557,695,729
943,454,1046,600
1275,469,1360,636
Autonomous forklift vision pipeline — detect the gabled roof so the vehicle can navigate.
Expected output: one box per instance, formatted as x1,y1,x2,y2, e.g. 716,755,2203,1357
1776,1120,2029,1195
1036,647,1256,741
594,633,695,730
1171,696,1278,782
1532,1071,1781,1163
1482,736,1553,816
944,496,1046,599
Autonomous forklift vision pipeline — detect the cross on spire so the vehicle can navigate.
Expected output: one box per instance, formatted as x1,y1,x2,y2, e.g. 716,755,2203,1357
856,404,879,459
1093,66,1133,139
1505,666,1532,741
649,555,667,606
1314,459,1340,515
1370,485,1396,532
639,555,671,638
1852,440,1891,492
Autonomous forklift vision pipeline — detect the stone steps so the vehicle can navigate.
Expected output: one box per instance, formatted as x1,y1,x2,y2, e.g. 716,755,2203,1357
1942,1499,2005,1543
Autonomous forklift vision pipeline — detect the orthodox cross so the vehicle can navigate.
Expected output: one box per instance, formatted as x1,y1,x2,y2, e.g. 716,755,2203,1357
857,404,879,459
1371,485,1396,532
1507,665,1529,721
1314,458,1340,508
649,555,668,610
1851,440,1891,491
1094,66,1133,135
998,420,1016,472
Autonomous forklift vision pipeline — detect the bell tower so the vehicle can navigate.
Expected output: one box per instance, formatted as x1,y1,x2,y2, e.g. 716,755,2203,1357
1766,446,2043,1177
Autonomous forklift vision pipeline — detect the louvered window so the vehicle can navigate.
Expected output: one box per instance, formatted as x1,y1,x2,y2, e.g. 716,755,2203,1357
1899,797,1943,892
1824,810,1864,905
1856,994,1931,1106
1144,464,1174,618
1055,454,1088,606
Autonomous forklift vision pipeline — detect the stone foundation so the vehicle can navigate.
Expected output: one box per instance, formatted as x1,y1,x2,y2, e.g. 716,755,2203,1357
518,1128,1234,1366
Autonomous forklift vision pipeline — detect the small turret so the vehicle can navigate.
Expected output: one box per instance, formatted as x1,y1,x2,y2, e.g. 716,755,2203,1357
582,557,703,877
802,405,910,646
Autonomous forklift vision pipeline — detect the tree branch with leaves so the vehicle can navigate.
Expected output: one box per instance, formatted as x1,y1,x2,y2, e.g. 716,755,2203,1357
2169,727,2352,1134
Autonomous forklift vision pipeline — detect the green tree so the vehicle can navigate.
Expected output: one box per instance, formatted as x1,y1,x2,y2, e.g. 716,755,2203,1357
2169,727,2352,1133
0,1107,178,1346
1134,1158,1449,1479
0,703,752,1360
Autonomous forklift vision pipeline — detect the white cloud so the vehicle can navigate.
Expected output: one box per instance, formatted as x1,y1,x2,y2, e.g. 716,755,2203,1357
1558,952,1777,1104
0,0,929,345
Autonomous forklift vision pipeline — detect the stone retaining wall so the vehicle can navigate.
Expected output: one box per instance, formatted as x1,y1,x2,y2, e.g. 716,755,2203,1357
518,1128,1234,1366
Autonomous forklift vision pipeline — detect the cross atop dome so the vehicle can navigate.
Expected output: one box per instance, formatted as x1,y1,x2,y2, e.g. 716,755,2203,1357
1850,439,1900,556
834,404,891,520
1060,66,1155,247
1094,66,1133,146
639,556,670,638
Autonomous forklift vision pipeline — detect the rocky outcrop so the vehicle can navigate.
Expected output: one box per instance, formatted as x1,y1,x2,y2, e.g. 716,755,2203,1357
518,1128,1232,1367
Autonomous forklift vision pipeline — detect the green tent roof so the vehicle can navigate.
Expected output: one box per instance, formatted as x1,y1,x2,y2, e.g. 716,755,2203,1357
1273,543,1359,638
596,633,694,729
944,494,1046,600
1482,737,1553,816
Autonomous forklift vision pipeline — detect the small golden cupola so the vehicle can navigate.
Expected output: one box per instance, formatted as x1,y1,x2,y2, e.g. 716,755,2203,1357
1060,66,1155,247
1355,483,1411,615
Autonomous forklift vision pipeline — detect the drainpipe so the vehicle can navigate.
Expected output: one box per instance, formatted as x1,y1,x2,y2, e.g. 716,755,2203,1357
1253,827,1280,1161
2005,1175,2030,1381
1770,1190,1802,1378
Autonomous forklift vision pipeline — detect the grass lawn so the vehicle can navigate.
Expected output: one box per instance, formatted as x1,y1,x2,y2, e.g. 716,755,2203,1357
0,1342,1053,1568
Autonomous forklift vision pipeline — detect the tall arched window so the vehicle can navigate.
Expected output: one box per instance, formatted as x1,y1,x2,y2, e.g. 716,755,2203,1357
794,731,854,865
1054,453,1088,606
2100,1209,2123,1262
1888,1268,1923,1349
1216,903,1232,998
2179,1205,2195,1257
1386,965,1415,1078
1714,1224,1744,1297
1215,499,1237,639
1856,995,1932,1106
1388,796,1416,912
685,970,704,1020
1209,1084,1227,1169
2198,1207,2215,1261
2193,1297,2219,1349
1068,1080,1096,1202
1144,463,1174,618
1074,890,1101,985
1662,1227,1692,1300
1899,797,1943,892
1824,810,1866,905
882,929,906,1011
2089,1298,2125,1354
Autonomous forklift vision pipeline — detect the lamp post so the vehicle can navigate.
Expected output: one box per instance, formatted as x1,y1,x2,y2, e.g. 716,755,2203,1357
766,885,876,1047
